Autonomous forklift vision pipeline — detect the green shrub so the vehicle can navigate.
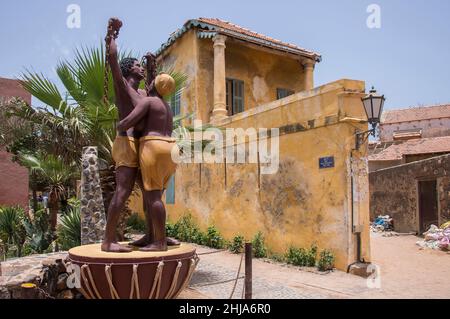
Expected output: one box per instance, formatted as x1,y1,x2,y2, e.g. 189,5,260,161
0,206,27,258
306,245,317,267
205,225,225,249
172,213,198,242
23,208,54,254
252,231,267,258
126,213,147,233
192,228,207,245
317,249,335,271
57,206,81,250
166,221,176,238
268,252,286,263
229,235,244,254
286,245,317,267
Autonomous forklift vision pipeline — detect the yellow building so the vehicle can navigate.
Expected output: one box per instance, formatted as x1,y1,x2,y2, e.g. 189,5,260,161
132,18,371,271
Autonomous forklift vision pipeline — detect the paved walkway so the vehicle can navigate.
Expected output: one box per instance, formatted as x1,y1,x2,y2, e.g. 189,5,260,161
187,233,450,299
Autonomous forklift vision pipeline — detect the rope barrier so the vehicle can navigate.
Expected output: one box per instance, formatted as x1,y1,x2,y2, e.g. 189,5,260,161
197,249,228,256
229,252,244,299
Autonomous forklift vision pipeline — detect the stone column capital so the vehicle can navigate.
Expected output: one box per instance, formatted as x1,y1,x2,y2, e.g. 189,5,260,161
302,58,315,69
213,34,227,47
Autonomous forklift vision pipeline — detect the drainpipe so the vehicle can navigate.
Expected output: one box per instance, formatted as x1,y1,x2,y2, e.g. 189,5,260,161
347,150,364,273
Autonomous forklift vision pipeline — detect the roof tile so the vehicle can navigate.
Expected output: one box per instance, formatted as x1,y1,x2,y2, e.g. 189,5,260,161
381,104,450,124
369,136,450,161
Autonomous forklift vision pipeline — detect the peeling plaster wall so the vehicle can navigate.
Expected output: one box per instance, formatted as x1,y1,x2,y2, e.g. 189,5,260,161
369,154,450,233
167,80,370,271
195,37,306,122
148,30,371,270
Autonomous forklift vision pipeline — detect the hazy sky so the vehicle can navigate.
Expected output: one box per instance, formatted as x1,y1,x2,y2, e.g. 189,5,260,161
1,0,449,110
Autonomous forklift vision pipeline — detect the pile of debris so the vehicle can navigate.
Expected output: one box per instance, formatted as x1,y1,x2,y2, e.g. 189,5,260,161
416,222,450,251
370,215,394,233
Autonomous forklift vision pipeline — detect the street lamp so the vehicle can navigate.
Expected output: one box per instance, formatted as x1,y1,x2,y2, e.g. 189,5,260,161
355,86,385,149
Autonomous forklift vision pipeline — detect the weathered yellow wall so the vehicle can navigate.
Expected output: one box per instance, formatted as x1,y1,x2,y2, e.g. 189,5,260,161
165,79,371,271
137,29,371,271
157,29,199,125
195,37,306,122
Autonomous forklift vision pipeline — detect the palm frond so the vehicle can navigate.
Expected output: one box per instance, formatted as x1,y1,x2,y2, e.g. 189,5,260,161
19,70,66,109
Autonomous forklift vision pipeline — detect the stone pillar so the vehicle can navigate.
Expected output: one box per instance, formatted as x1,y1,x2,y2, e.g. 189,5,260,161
303,59,315,91
211,34,228,123
80,146,106,245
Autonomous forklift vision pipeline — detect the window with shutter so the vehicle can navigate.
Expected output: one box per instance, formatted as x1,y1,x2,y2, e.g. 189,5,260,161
169,90,181,116
226,78,244,115
166,175,175,204
277,88,294,100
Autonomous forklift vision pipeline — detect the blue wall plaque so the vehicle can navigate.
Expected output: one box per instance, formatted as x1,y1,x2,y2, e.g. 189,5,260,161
319,156,335,169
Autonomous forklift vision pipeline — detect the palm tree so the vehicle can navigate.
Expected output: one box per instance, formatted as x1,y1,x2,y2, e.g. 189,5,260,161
19,153,77,231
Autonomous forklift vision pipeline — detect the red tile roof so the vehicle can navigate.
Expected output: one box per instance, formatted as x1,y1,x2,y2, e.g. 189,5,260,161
197,18,320,59
381,104,450,124
156,18,321,61
369,136,450,161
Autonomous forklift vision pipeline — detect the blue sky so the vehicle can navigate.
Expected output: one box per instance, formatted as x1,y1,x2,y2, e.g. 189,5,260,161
1,0,449,110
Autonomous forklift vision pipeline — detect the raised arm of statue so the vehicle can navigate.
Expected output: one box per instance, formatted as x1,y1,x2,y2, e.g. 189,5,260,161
106,17,127,96
143,52,157,95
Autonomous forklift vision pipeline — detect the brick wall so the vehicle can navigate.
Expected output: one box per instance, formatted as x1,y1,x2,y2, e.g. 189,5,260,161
0,77,31,104
0,150,29,208
369,154,450,233
0,77,31,208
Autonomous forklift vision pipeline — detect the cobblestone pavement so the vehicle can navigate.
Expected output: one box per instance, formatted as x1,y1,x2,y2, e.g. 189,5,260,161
189,246,350,299
187,233,450,299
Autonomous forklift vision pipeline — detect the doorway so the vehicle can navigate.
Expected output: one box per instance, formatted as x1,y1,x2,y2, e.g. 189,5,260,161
418,180,439,234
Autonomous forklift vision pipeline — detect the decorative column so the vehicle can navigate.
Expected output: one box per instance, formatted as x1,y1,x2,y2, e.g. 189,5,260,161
303,59,315,91
211,34,228,123
80,146,106,245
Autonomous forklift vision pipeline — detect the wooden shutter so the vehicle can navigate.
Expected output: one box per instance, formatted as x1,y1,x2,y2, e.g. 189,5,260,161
233,80,244,114
166,175,175,204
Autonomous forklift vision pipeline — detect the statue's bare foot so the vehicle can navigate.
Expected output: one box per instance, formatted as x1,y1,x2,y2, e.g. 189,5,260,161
128,235,149,247
129,235,180,247
167,237,180,246
139,241,168,252
101,242,133,253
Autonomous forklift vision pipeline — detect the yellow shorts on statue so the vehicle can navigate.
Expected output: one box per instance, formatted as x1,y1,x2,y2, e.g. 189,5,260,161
112,136,139,168
139,136,178,191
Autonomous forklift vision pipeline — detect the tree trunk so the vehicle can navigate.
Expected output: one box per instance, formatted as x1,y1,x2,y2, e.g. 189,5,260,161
32,189,38,212
48,194,59,232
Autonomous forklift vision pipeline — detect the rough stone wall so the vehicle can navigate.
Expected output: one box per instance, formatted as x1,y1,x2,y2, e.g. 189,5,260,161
0,253,82,299
80,147,106,245
369,154,450,233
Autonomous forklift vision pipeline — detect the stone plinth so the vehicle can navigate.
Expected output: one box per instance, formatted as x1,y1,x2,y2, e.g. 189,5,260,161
80,146,106,245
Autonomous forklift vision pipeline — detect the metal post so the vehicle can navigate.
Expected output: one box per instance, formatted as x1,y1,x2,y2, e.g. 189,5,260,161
244,242,252,299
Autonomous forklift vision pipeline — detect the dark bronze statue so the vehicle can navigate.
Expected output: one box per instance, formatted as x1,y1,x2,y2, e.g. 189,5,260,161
101,17,179,252
117,72,177,251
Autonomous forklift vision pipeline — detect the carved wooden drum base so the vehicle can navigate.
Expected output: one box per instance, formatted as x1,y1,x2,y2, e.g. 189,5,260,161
68,243,198,299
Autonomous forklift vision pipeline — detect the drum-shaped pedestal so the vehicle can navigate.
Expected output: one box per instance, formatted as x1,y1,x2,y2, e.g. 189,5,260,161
68,243,198,299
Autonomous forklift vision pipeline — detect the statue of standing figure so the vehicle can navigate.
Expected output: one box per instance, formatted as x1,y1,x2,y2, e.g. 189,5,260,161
101,17,180,252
